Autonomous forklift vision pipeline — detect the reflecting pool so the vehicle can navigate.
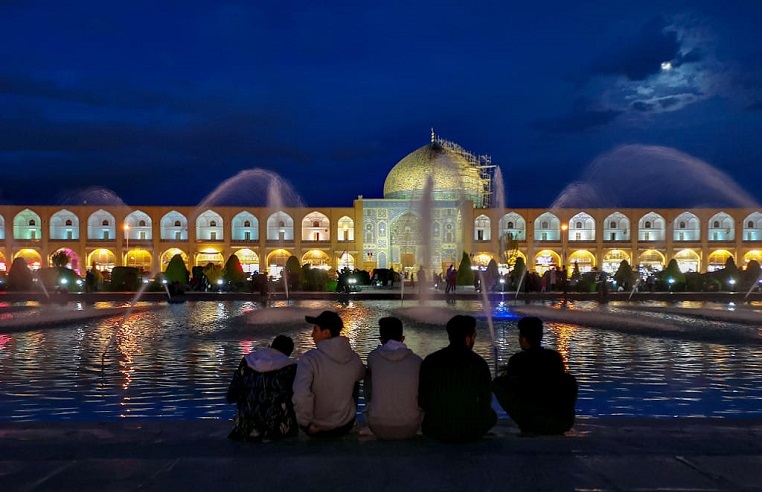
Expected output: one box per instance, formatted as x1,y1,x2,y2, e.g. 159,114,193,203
0,299,760,421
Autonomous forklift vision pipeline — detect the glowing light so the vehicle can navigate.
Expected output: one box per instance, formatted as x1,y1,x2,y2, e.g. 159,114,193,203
661,61,672,71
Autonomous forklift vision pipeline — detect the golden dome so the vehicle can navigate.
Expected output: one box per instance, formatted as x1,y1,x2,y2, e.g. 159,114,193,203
383,142,486,204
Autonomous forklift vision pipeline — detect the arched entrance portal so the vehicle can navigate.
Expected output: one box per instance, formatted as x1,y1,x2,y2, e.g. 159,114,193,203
707,250,733,272
568,250,595,274
88,249,116,272
266,249,292,278
235,249,260,274
674,249,700,273
125,249,152,272
602,250,631,275
50,247,82,275
13,249,42,270
302,250,330,269
534,250,561,275
638,250,664,274
161,248,189,272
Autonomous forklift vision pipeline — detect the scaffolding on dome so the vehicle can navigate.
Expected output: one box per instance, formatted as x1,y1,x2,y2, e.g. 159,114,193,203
432,132,496,208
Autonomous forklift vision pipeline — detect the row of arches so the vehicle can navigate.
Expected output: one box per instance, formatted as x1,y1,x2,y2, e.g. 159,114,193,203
471,249,762,276
0,248,358,278
476,211,762,242
4,209,355,242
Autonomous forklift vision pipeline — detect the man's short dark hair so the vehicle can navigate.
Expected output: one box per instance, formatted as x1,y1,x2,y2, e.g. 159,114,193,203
518,316,543,346
446,315,476,344
271,335,294,356
305,311,344,337
379,316,403,342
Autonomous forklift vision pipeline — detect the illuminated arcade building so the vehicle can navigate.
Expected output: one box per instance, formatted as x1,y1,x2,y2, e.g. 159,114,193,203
1,132,761,278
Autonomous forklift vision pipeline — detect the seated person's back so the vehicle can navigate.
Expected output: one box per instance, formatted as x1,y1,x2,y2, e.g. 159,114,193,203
493,316,577,435
419,315,496,442
226,335,298,442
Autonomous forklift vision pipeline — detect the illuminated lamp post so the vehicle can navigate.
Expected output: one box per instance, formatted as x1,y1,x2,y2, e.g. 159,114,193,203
728,278,736,293
560,223,568,270
124,224,130,266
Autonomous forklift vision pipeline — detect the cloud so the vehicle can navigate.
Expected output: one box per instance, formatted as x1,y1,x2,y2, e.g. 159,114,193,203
532,99,623,134
589,17,681,81
629,93,699,113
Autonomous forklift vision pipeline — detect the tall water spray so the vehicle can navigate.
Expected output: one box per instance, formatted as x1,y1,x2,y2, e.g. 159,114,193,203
413,176,435,303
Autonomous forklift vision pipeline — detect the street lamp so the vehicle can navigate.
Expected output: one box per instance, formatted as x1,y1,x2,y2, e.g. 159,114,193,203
124,224,130,266
560,223,568,268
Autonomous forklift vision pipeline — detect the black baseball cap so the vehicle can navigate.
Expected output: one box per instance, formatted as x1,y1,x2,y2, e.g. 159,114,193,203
305,311,344,334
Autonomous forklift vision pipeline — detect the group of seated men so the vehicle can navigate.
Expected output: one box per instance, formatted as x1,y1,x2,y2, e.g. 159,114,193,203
226,311,578,442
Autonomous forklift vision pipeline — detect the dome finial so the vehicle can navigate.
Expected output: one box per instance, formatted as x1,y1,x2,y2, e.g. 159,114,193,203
430,127,435,143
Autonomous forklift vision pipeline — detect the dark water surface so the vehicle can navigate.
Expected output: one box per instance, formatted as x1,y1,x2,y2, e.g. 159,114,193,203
1,299,760,421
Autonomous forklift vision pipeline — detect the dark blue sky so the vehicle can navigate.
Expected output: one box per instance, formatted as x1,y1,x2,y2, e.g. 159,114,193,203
2,1,761,208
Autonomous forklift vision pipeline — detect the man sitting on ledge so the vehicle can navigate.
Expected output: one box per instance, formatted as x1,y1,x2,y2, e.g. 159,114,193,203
493,316,578,435
418,315,496,442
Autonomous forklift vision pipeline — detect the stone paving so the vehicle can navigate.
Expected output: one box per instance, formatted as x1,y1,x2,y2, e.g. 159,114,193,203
2,418,761,491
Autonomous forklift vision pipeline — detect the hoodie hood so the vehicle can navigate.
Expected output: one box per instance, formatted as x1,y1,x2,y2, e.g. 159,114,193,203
376,339,414,362
244,346,294,372
316,336,358,364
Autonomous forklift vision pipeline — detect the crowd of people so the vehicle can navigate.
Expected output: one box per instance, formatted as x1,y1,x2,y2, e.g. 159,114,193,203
226,311,577,443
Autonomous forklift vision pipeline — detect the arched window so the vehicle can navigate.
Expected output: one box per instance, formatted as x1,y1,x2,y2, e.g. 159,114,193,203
713,221,720,228
278,220,285,227
541,221,548,229
29,219,36,226
102,220,109,226
680,222,686,229
610,221,616,228
244,220,251,227
65,219,73,226
210,220,217,227
138,220,146,227
645,221,651,228
312,221,320,227
576,222,582,228
748,221,754,228
174,220,181,227
507,221,514,228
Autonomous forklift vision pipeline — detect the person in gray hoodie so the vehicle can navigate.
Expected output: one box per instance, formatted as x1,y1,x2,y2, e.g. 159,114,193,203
226,335,297,442
293,311,365,438
364,316,423,440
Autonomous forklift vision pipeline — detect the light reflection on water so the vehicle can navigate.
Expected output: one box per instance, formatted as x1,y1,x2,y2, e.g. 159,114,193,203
0,299,761,422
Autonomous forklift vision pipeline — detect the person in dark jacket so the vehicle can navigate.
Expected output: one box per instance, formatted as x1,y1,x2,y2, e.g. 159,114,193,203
226,335,298,442
492,316,578,435
418,315,496,442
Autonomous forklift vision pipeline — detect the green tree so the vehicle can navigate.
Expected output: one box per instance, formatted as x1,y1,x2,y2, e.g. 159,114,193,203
742,259,761,291
7,257,34,291
109,266,141,291
658,259,685,291
485,258,500,291
222,254,247,290
456,252,474,286
164,254,189,285
203,263,224,290
284,255,302,291
718,256,740,291
613,260,635,289
50,250,70,268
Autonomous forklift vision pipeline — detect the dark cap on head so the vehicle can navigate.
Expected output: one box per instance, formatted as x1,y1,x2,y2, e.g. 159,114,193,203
378,316,403,342
305,311,344,337
271,335,294,356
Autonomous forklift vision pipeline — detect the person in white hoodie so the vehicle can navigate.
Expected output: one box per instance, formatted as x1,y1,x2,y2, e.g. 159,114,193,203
226,335,298,442
364,316,423,440
293,311,365,438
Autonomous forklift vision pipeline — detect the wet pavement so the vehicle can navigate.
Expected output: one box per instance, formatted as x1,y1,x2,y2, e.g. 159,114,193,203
2,418,761,491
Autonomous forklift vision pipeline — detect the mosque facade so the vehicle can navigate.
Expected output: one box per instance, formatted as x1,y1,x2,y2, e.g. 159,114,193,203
1,134,761,279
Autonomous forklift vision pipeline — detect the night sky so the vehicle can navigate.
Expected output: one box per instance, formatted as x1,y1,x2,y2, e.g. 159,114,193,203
2,1,761,209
